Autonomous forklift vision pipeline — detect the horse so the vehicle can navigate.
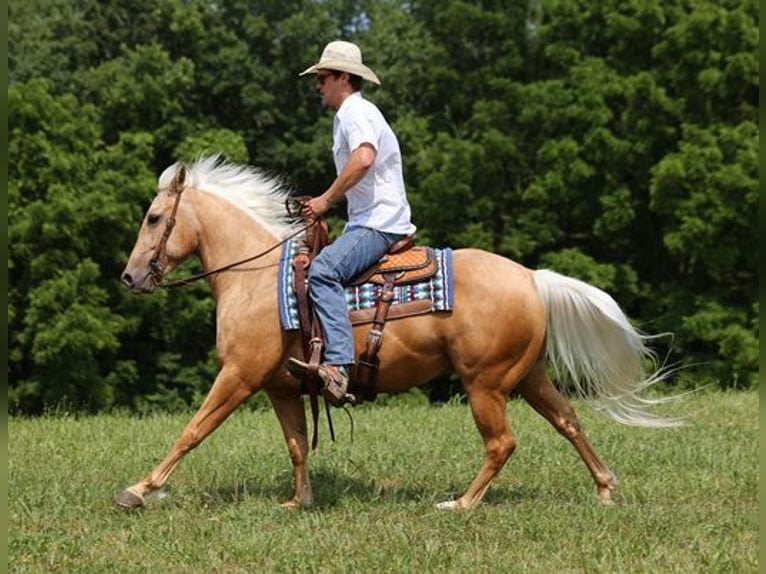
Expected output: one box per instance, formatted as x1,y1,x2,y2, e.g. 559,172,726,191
116,154,679,511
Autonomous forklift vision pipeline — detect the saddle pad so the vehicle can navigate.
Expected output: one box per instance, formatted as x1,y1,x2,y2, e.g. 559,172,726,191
277,239,454,331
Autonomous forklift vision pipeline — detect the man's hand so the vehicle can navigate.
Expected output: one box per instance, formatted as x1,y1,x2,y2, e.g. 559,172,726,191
300,195,331,221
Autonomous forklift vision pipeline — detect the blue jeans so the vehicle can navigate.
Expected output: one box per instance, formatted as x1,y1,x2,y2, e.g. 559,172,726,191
308,226,403,366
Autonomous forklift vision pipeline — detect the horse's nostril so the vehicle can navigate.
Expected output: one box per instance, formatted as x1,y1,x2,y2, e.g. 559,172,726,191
121,273,133,287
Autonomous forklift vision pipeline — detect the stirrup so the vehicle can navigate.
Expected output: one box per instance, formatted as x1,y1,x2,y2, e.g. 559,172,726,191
285,359,356,407
319,365,354,407
285,357,312,380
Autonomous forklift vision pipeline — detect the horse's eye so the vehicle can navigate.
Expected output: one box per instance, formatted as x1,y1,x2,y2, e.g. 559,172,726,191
147,214,162,225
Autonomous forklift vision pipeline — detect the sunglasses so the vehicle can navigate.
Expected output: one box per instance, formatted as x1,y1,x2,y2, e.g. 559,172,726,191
316,72,338,85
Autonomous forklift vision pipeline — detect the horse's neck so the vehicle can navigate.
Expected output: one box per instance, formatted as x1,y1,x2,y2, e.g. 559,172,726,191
191,189,283,296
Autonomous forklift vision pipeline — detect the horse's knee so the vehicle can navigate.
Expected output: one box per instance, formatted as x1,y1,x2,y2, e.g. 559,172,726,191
178,429,202,453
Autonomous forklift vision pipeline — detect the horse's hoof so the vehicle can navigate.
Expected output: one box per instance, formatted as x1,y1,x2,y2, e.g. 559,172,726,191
435,499,459,510
279,495,312,510
114,489,144,509
597,487,616,505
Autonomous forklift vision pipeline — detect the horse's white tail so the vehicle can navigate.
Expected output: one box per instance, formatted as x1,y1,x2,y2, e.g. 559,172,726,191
533,269,682,428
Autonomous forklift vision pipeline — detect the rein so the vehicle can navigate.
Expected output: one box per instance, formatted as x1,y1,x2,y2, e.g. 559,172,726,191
160,222,316,289
148,173,317,289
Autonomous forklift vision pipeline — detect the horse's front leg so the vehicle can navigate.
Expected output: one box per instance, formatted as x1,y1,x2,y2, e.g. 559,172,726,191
114,365,253,509
265,385,313,508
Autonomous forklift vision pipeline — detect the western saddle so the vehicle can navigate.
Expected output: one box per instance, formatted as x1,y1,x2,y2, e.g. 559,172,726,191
288,199,438,434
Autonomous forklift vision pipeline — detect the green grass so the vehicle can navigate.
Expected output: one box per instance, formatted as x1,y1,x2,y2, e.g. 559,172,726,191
9,390,758,573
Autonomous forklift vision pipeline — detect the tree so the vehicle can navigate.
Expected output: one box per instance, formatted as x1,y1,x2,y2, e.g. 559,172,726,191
7,0,759,414
8,80,154,412
650,121,758,387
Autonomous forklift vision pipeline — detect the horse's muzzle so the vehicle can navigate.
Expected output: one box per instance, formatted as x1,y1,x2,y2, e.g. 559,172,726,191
121,269,156,294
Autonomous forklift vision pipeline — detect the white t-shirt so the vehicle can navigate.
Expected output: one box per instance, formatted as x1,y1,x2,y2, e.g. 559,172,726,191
333,92,417,235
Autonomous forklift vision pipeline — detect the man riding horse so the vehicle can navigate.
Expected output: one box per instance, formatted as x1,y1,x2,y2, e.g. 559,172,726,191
286,41,417,406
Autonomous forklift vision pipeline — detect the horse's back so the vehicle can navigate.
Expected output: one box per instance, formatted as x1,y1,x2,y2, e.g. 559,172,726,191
373,248,546,393
452,248,536,296
448,248,545,347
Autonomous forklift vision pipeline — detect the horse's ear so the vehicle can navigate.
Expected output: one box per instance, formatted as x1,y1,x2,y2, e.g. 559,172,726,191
171,164,187,194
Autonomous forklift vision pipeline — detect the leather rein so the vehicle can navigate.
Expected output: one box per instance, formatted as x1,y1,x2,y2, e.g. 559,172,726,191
147,177,316,289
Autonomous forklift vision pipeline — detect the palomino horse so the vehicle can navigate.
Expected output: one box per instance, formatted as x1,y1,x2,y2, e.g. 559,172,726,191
116,155,678,510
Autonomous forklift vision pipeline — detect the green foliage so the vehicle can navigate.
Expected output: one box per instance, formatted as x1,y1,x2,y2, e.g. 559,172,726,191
649,121,758,386
679,301,758,388
8,0,759,413
174,129,250,165
19,261,126,411
75,43,197,154
651,122,758,285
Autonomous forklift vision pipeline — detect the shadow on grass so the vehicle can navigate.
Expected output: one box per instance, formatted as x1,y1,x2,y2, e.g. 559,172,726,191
183,466,560,510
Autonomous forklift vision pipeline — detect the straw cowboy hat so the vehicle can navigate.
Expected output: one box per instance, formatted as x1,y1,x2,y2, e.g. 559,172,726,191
299,40,381,85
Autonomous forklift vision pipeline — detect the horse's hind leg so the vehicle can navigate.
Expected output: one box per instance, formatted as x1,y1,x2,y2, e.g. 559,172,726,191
517,362,618,503
438,385,516,510
114,366,253,508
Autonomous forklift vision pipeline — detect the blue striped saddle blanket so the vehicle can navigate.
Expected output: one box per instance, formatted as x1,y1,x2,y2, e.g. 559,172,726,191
277,240,454,331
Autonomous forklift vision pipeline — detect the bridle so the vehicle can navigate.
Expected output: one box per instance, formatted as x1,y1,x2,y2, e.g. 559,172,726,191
148,167,186,286
145,166,317,289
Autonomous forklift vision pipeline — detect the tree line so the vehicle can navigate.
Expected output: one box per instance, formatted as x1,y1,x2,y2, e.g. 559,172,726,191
8,0,759,414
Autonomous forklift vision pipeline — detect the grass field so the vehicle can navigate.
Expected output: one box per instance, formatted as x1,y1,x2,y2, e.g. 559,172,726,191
9,390,758,573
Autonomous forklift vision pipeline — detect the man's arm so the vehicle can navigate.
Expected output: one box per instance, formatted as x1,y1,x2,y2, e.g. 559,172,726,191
302,143,376,220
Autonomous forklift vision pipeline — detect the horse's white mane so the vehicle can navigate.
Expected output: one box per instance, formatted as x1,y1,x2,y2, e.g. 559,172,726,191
158,154,300,237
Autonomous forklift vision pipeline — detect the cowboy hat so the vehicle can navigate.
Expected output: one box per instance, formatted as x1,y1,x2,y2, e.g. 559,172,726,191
299,40,381,85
